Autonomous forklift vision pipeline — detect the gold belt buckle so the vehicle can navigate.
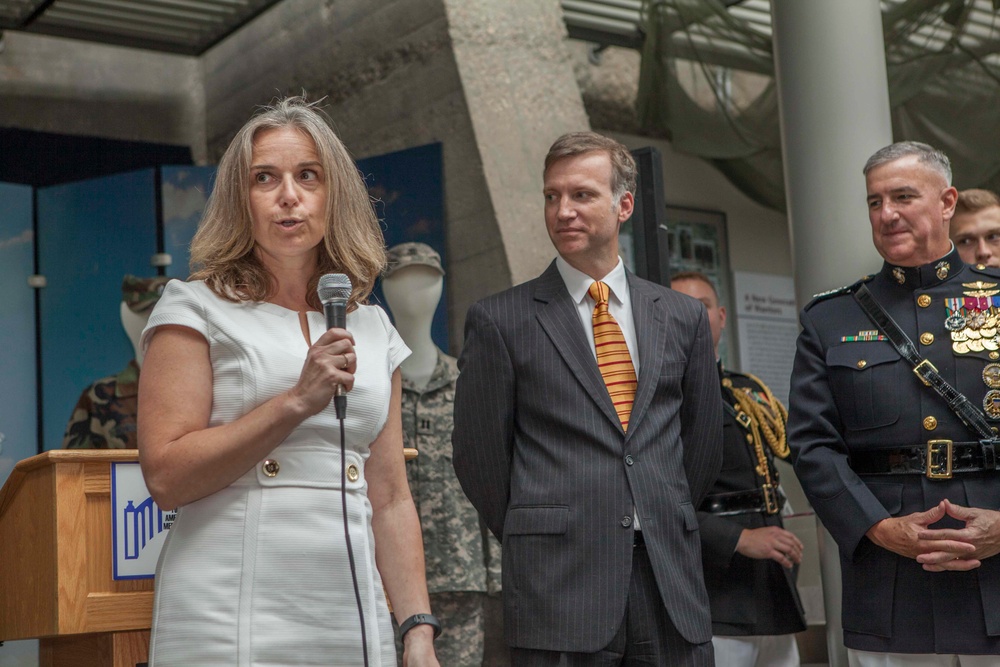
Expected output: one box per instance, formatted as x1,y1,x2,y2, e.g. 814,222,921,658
913,359,937,387
762,484,780,514
926,439,953,479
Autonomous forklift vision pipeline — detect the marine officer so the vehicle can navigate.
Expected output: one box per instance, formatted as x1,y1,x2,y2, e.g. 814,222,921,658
788,141,1000,666
950,188,1000,269
671,271,806,667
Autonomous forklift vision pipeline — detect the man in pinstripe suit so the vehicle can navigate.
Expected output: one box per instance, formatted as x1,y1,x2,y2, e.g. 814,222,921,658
452,132,723,666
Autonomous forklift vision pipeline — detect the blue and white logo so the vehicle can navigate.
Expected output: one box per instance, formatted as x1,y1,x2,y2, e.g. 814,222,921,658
111,461,174,580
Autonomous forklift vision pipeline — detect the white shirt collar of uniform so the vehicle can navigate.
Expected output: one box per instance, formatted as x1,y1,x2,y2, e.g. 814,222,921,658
555,256,628,306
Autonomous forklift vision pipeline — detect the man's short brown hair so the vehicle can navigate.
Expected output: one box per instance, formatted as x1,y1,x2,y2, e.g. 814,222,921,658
956,188,1000,216
670,270,719,301
544,132,637,201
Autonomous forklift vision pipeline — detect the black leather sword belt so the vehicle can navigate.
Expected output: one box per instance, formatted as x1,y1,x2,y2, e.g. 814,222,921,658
849,440,1000,479
700,485,785,516
855,285,999,440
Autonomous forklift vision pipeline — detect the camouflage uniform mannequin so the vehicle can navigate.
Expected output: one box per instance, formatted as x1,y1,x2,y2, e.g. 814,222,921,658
384,243,503,666
62,275,169,449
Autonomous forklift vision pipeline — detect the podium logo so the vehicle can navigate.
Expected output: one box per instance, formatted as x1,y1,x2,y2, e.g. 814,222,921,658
122,497,176,559
111,461,171,580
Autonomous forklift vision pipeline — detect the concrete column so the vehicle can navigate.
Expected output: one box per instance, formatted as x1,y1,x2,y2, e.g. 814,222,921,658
443,0,590,300
772,0,890,306
771,2,893,665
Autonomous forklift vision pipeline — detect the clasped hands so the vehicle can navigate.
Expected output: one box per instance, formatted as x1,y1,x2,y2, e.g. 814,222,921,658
866,499,1000,571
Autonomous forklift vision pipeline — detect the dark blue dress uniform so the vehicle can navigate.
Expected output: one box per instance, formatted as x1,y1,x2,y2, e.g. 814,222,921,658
698,367,806,637
788,246,1000,654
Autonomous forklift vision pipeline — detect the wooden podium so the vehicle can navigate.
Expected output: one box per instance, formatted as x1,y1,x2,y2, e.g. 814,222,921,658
0,450,152,667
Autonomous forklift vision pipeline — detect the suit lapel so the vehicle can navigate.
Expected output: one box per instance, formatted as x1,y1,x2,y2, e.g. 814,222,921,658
627,274,664,439
533,262,624,433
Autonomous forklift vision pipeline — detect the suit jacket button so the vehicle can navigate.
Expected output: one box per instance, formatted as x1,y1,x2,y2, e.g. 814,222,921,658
920,332,934,345
625,454,634,466
621,516,632,527
923,416,938,431
917,294,932,307
262,459,279,477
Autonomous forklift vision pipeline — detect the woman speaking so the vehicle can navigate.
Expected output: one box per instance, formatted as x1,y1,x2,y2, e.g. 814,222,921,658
137,97,439,666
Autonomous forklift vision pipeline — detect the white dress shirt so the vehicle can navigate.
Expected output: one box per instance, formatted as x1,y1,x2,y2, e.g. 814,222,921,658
556,255,642,530
555,256,640,376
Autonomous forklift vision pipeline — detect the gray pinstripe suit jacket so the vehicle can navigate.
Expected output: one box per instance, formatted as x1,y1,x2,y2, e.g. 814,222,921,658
452,261,723,652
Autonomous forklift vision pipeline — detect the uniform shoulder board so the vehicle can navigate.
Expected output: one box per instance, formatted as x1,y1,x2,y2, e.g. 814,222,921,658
969,263,1000,279
723,368,755,389
725,368,766,392
804,275,874,311
723,368,751,381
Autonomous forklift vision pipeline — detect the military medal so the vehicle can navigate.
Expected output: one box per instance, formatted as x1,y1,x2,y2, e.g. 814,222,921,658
893,267,905,285
946,314,967,331
946,296,1000,354
840,330,886,342
936,261,950,280
985,390,1000,419
984,363,1000,388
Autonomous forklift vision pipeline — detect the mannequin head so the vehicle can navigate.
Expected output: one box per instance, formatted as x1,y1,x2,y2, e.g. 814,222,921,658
383,265,443,321
382,243,445,335
382,243,445,389
121,275,170,367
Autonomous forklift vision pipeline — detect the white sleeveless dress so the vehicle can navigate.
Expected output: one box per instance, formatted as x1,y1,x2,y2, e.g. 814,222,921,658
142,280,409,667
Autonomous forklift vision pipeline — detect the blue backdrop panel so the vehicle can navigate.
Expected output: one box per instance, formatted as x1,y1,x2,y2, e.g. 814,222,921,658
359,143,447,351
0,182,37,485
38,169,157,451
162,165,216,279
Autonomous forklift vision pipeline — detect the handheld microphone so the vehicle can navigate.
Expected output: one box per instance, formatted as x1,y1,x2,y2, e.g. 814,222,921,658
318,273,352,419
318,273,368,665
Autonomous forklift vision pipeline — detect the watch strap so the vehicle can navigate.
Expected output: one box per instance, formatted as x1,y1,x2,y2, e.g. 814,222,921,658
399,612,442,640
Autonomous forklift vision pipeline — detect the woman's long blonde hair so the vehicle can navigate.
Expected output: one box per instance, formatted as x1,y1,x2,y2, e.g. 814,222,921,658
189,96,384,310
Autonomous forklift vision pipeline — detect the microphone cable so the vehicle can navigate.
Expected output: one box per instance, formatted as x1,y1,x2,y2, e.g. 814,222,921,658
337,395,369,667
319,273,368,665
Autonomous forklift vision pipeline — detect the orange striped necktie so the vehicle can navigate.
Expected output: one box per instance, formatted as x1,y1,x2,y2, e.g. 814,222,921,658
588,281,637,431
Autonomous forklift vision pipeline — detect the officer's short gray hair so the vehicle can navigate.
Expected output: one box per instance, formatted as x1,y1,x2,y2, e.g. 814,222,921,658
863,141,953,185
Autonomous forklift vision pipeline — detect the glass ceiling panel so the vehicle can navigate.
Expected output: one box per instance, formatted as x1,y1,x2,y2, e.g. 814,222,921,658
0,0,283,55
